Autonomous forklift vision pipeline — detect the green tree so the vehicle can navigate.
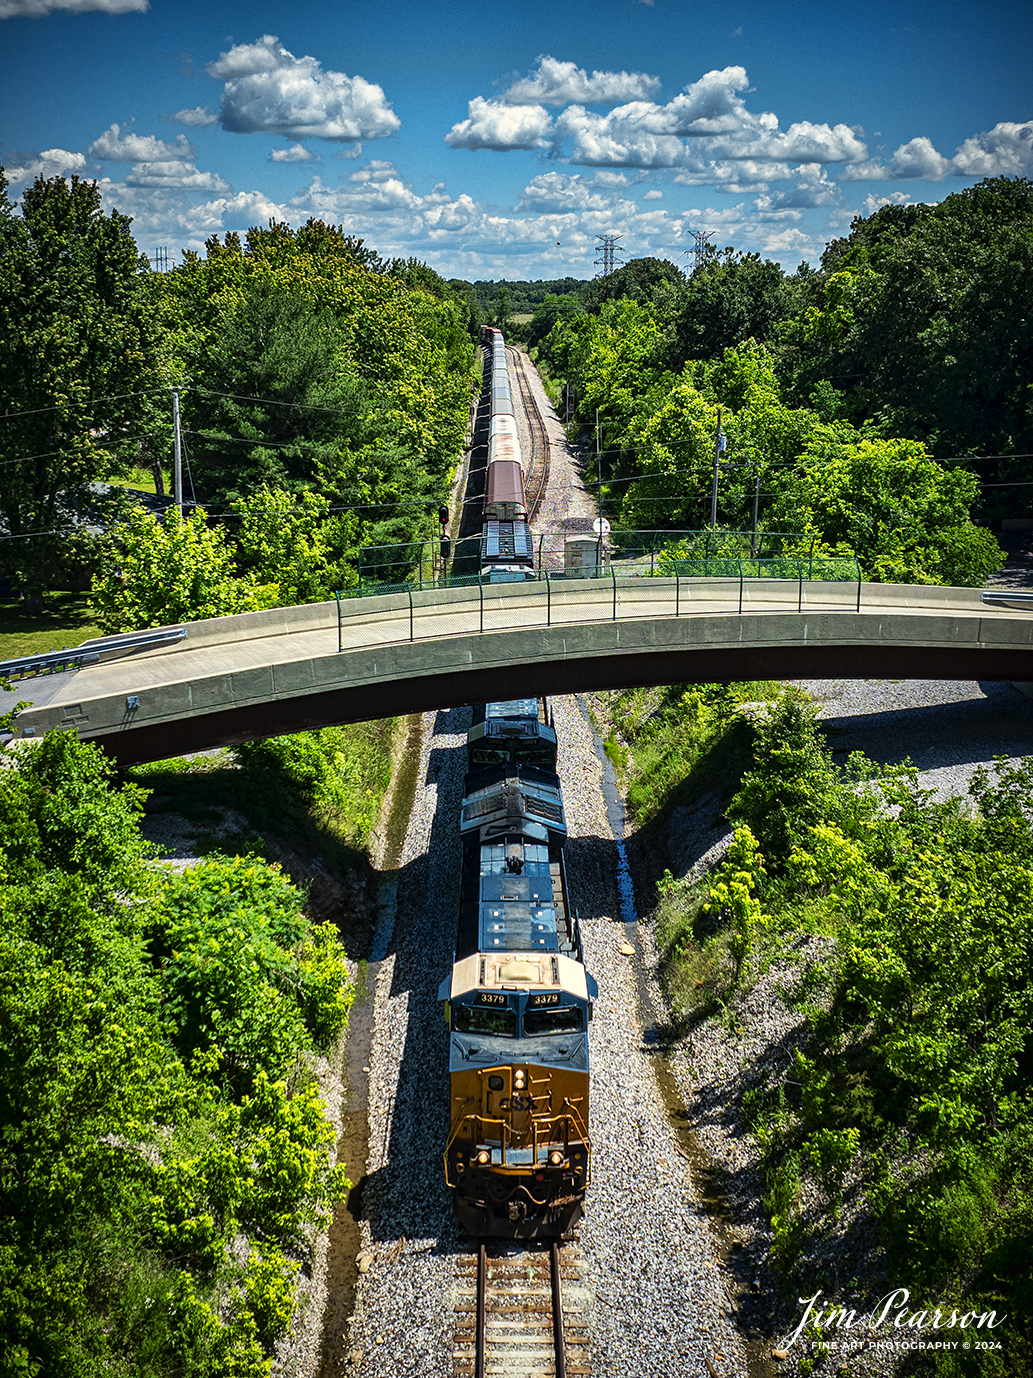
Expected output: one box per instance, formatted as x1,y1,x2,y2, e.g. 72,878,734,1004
586,255,684,310
777,178,1033,476
0,172,165,608
668,249,794,367
526,293,585,350
231,483,358,603
90,505,273,632
767,434,1004,584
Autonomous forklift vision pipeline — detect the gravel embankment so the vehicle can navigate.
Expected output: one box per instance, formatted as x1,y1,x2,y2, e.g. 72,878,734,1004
334,692,752,1378
606,675,1033,1378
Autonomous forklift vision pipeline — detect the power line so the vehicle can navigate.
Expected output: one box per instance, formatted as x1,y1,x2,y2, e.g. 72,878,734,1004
0,388,168,422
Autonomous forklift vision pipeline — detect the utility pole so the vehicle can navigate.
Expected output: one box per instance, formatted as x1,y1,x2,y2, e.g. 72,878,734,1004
594,233,624,277
710,408,726,530
171,387,183,517
751,472,761,556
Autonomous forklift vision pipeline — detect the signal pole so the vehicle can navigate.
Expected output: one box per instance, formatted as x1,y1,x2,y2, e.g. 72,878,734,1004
171,387,183,517
710,408,726,530
595,409,602,514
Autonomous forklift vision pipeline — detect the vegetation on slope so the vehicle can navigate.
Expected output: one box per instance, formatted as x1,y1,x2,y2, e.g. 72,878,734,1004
616,689,1032,1376
0,731,356,1376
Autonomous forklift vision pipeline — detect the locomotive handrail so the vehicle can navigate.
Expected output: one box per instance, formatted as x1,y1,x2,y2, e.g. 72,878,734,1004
444,1106,591,1186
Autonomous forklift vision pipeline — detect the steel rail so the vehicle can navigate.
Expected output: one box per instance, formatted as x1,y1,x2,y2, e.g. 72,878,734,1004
551,1241,567,1378
510,348,551,521
465,1242,570,1378
475,1243,486,1378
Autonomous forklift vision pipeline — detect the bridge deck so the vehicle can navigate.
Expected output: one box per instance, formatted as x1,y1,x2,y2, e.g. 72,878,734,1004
6,579,1033,765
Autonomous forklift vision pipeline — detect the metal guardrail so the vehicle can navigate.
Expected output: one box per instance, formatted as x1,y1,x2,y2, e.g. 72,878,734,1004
335,563,864,653
0,626,187,682
981,590,1033,607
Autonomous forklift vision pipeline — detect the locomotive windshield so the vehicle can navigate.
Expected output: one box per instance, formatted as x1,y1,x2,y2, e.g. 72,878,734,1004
454,1004,517,1037
523,1005,584,1036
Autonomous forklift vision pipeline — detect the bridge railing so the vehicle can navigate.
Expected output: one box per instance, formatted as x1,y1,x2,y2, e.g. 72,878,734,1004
334,558,863,652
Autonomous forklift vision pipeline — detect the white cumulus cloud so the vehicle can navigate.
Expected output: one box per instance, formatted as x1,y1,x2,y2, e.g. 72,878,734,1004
124,160,230,191
656,66,751,135
173,106,218,128
3,148,87,184
547,74,866,170
952,120,1033,177
754,163,841,212
517,171,633,212
0,0,145,17
862,191,914,214
206,34,400,143
501,55,660,107
446,97,553,151
269,144,320,163
89,123,196,162
643,188,663,199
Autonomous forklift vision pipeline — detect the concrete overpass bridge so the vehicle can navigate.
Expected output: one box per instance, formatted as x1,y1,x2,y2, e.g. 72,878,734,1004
5,576,1033,766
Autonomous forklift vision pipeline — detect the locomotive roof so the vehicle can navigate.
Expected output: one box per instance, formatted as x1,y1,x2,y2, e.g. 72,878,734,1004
448,950,590,1001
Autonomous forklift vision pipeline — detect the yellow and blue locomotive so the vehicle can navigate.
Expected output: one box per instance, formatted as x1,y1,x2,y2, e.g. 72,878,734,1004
440,698,596,1238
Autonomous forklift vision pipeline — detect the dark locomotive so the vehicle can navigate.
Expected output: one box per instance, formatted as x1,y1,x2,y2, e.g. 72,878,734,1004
437,332,596,1238
439,696,596,1238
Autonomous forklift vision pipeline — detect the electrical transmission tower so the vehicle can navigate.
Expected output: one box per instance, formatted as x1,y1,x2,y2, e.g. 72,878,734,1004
689,229,714,273
594,233,624,276
152,247,169,273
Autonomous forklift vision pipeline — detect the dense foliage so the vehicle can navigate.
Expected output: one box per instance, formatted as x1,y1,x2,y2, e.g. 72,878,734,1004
0,174,165,607
648,695,1033,1375
0,174,477,611
533,176,1031,561
0,731,352,1376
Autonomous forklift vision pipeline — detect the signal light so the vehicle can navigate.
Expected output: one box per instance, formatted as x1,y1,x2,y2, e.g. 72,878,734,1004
549,1150,564,1166
476,1150,491,1165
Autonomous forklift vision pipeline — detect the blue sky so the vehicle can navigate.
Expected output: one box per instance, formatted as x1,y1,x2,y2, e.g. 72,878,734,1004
2,0,1031,279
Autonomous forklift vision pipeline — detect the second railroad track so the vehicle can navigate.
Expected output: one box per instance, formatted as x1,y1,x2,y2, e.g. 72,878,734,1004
510,348,551,522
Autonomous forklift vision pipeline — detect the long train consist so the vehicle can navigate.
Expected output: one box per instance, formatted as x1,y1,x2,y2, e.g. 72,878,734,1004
479,328,535,582
438,333,596,1238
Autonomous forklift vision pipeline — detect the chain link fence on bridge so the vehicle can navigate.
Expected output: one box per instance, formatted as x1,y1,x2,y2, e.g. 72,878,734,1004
350,529,855,597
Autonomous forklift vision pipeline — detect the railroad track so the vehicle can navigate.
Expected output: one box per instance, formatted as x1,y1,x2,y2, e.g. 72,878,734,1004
452,1241,590,1378
510,348,551,521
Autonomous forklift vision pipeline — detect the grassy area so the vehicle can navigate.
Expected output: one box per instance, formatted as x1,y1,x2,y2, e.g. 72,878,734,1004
0,593,105,660
102,465,164,495
596,680,781,825
127,719,399,951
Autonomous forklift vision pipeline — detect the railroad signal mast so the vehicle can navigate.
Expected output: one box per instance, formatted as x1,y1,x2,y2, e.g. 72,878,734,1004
594,233,624,277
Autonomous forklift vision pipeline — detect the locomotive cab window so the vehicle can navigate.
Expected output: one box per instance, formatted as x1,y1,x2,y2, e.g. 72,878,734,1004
453,1004,516,1037
523,1005,584,1036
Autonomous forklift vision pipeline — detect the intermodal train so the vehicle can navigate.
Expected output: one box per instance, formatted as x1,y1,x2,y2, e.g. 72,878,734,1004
438,332,596,1239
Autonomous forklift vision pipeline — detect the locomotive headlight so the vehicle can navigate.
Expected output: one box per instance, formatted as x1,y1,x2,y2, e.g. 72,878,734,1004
476,1150,491,1165
513,1069,526,1090
548,1150,564,1166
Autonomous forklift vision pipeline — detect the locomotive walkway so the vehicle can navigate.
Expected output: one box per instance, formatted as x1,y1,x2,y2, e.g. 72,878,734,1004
5,577,1033,766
